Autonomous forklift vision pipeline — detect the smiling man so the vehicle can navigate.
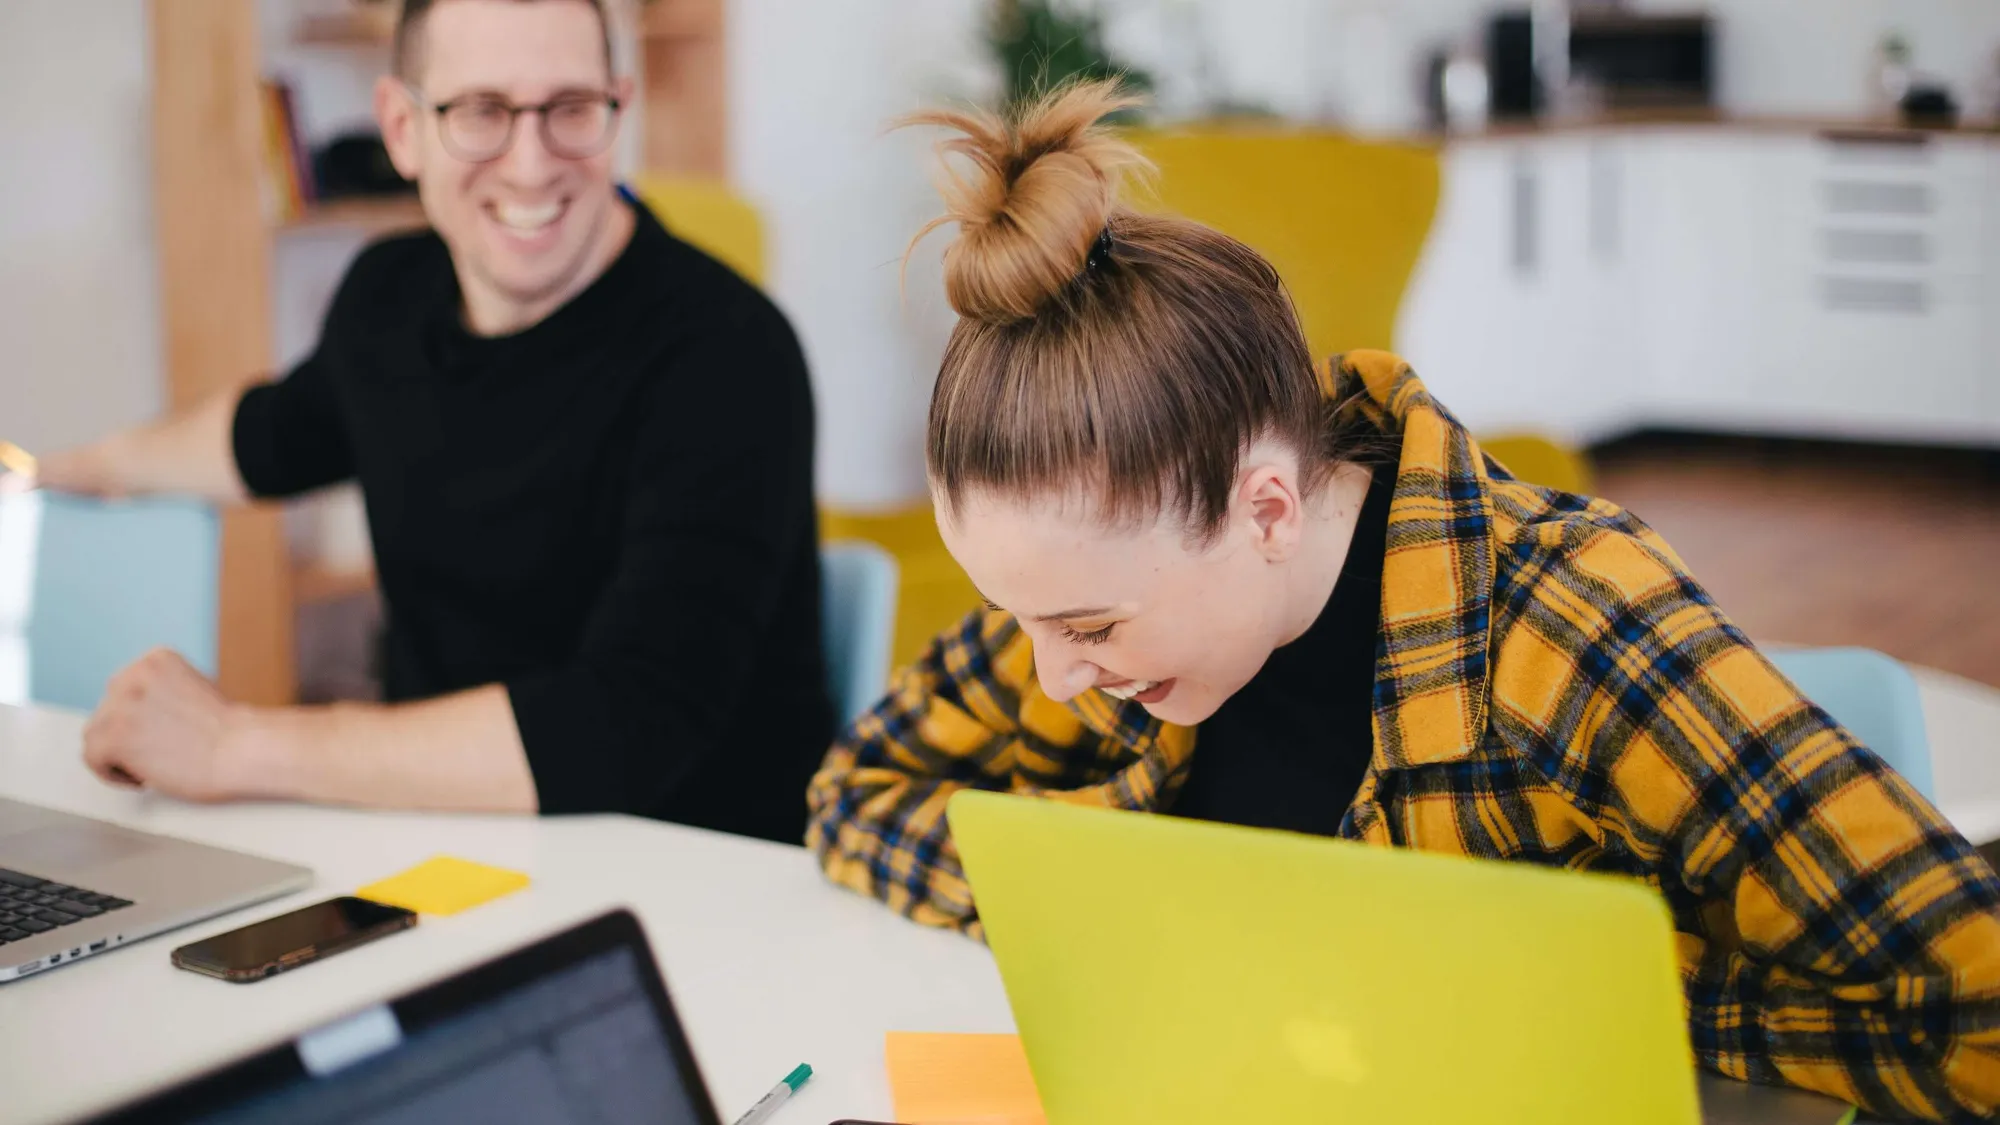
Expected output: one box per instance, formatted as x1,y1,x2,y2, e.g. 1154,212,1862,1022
34,0,833,842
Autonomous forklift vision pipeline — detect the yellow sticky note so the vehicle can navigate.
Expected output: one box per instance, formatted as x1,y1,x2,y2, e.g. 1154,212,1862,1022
885,1032,1046,1125
355,856,529,917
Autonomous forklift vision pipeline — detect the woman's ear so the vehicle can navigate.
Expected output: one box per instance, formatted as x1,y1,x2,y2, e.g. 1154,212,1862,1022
1238,463,1305,563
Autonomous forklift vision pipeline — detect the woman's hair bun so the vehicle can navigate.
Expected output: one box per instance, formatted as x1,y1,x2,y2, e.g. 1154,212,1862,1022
903,79,1150,325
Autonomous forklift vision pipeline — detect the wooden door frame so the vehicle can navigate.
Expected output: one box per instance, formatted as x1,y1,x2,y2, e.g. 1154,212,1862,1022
150,0,296,706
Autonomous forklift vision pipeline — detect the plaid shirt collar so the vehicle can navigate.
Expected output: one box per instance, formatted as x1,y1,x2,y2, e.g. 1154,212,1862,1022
1335,349,1495,768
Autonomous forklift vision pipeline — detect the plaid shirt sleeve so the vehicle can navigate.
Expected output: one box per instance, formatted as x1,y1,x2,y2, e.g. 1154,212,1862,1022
810,601,1133,932
805,607,1021,932
806,605,1190,934
1492,504,2000,1122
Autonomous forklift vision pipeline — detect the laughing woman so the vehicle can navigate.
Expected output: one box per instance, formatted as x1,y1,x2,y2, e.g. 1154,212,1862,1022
806,81,2000,1121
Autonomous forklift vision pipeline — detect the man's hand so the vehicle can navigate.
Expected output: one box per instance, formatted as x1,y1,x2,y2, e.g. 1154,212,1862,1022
33,444,124,498
81,652,535,812
25,386,251,505
82,648,248,802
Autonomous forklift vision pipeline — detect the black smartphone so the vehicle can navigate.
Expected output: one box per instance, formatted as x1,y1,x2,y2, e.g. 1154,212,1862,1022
171,896,417,983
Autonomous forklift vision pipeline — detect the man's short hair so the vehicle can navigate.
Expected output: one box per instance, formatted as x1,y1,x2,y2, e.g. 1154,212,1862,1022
392,0,614,82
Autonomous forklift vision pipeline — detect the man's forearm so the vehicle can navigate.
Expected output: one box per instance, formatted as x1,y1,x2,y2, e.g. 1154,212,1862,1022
36,384,250,503
224,685,539,813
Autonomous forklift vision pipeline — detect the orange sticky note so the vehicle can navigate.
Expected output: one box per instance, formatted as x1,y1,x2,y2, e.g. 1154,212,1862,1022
885,1032,1047,1125
354,855,529,916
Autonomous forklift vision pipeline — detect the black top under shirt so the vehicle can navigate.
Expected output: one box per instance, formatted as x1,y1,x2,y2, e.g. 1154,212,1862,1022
232,201,834,843
1169,458,1397,837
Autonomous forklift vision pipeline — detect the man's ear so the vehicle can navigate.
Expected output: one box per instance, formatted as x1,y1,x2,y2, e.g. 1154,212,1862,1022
374,75,423,182
1239,464,1305,563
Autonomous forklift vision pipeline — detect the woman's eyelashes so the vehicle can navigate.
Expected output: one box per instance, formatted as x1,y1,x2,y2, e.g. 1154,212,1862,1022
981,598,1116,645
1060,623,1115,646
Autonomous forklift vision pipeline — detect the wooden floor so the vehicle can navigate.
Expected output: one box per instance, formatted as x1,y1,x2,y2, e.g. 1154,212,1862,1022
1591,435,2000,689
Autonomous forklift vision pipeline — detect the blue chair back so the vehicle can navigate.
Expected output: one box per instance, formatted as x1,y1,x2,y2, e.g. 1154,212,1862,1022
1769,646,1933,800
821,540,899,727
0,492,219,712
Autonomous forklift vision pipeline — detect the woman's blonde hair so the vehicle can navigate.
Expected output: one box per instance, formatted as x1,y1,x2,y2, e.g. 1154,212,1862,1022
907,79,1358,542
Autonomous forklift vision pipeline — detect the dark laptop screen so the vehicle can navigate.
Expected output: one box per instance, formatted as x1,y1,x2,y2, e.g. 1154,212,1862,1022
97,911,721,1125
206,945,695,1125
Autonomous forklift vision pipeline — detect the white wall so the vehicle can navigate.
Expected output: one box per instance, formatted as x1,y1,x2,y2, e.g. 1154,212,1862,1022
0,0,162,454
730,0,991,509
1687,0,2000,119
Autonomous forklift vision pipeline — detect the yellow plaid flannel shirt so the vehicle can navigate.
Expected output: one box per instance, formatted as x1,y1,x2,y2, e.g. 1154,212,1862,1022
807,351,2000,1121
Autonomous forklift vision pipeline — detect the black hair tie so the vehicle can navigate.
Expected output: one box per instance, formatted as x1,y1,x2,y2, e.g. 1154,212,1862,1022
1084,227,1115,272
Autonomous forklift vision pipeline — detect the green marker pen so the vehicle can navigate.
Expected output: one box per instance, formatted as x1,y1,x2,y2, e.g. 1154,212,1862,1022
731,1063,812,1125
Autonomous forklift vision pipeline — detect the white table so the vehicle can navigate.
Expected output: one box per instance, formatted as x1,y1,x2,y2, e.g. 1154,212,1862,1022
1911,667,2000,845
0,703,1013,1125
5,668,1999,1125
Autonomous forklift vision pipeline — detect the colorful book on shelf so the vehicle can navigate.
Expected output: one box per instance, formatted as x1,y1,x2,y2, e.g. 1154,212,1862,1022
275,82,318,206
256,80,299,223
256,79,310,223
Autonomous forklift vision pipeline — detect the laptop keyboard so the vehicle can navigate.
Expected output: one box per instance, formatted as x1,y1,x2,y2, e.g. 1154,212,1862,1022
0,867,132,946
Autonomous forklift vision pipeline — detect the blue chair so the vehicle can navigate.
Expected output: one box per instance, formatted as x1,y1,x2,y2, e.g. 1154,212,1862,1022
0,492,219,713
821,540,899,727
1769,647,1933,800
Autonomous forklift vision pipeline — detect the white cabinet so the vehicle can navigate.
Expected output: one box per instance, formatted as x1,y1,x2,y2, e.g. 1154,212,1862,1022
1758,134,1990,441
1537,135,1641,438
1624,130,1785,432
1395,141,1534,433
1397,126,2000,447
1397,135,1634,443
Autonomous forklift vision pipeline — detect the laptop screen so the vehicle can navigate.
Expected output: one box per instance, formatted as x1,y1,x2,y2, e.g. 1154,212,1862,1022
96,911,723,1125
0,490,41,705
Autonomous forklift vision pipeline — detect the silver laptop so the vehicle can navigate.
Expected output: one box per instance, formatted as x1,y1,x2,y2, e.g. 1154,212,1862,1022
0,796,311,982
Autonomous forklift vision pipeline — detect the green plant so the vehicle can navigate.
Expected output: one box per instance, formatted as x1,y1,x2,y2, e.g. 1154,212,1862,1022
987,0,1152,114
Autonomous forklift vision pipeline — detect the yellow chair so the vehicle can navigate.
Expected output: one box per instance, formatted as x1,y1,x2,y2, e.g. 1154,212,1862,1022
1132,135,1594,496
630,176,767,286
1130,127,1441,356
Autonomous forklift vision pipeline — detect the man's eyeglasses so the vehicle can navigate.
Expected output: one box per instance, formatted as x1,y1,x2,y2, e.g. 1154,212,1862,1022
407,86,623,163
